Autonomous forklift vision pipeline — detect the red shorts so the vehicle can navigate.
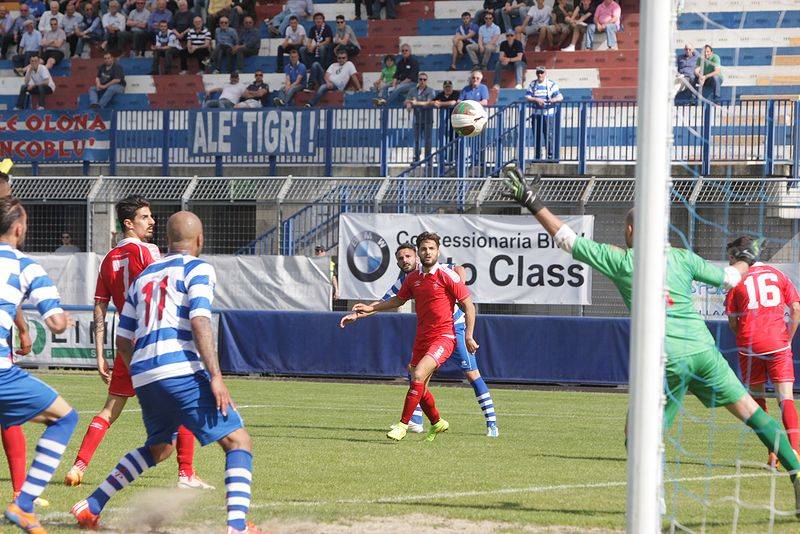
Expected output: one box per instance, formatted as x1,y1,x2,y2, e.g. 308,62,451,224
738,348,795,386
409,335,456,368
108,353,135,397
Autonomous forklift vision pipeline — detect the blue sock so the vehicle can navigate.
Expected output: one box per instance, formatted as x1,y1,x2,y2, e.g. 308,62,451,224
16,409,78,513
471,377,497,428
87,446,156,514
410,405,424,426
225,449,253,532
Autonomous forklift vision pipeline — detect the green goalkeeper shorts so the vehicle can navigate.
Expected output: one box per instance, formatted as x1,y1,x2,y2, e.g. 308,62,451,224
663,348,747,430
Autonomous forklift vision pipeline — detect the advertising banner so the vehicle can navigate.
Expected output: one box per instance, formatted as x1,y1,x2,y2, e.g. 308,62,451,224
189,110,316,156
337,213,594,305
0,111,111,162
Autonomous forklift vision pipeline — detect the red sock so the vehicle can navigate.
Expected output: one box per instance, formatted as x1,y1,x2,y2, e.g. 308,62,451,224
74,416,111,470
781,399,800,450
176,426,195,478
1,425,26,493
401,381,425,424
419,388,441,425
755,397,768,413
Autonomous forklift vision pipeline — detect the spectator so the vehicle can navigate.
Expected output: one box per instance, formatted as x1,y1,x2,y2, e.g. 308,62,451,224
371,0,395,20
695,43,723,102
172,0,193,39
204,71,245,108
0,7,14,59
333,15,359,58
354,0,371,21
41,17,68,70
75,3,103,58
561,0,592,51
674,42,698,97
371,53,395,93
273,47,306,106
232,15,259,71
433,79,460,109
276,15,306,73
55,232,80,253
525,66,562,159
123,0,151,56
494,29,525,89
12,20,41,75
211,15,237,73
27,0,46,19
458,68,489,106
586,0,620,51
38,1,63,33
225,0,256,29
15,54,54,109
267,0,313,39
450,11,478,71
235,70,269,108
467,11,500,70
498,0,528,34
8,5,35,59
475,0,505,29
404,72,435,162
151,19,180,74
301,13,333,69
89,52,126,108
101,1,127,54
542,0,573,50
372,43,418,107
307,49,360,106
61,2,84,57
314,245,338,300
184,15,211,71
515,0,550,52
148,0,173,34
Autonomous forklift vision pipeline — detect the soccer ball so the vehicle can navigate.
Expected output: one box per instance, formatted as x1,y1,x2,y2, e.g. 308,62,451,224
451,100,488,137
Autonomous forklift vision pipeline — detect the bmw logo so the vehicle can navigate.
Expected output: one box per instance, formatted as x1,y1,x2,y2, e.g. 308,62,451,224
347,231,390,282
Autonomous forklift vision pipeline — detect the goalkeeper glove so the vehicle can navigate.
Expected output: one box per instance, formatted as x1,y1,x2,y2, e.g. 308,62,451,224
501,162,545,215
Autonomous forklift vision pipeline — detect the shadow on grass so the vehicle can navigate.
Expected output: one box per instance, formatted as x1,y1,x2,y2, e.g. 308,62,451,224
247,431,397,445
246,423,387,433
389,499,626,518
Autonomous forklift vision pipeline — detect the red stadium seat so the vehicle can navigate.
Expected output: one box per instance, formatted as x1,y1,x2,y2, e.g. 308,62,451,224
592,87,638,100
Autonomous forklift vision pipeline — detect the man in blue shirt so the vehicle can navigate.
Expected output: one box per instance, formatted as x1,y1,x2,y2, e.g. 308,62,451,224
273,48,307,106
458,69,489,106
12,20,40,73
450,11,478,71
211,15,238,73
466,11,501,70
525,66,563,160
674,42,699,100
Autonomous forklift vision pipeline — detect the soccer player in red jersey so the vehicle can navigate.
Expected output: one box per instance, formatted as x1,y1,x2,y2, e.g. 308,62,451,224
725,236,800,467
352,232,478,441
64,195,212,490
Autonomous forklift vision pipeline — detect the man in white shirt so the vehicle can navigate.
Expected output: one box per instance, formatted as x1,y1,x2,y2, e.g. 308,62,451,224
15,55,55,109
307,50,360,107
38,1,63,32
515,0,551,51
101,1,127,54
276,15,306,73
204,71,246,108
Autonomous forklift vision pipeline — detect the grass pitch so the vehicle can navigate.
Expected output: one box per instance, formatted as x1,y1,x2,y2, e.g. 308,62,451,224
1,372,799,533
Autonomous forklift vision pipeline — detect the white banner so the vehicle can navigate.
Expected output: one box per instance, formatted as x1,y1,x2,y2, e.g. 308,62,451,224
337,214,594,305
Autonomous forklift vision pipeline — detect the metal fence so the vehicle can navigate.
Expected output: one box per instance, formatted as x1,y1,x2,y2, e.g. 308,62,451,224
13,98,800,179
12,175,800,317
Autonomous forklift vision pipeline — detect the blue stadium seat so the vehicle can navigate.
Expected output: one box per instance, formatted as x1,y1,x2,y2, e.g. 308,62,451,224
776,46,800,55
344,91,374,107
743,11,781,28
0,60,12,70
50,60,71,77
707,12,742,28
677,13,705,30
418,19,460,36
0,95,17,110
77,92,150,109
781,11,800,28
494,89,525,106
736,47,773,66
243,55,278,72
118,57,154,75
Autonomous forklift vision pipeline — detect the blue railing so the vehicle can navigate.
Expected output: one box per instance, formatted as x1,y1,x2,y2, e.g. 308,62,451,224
14,99,800,179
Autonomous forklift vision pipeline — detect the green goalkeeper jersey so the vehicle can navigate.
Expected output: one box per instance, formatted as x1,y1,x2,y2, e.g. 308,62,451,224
572,236,726,358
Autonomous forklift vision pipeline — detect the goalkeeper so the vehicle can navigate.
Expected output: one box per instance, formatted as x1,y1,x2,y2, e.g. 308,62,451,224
501,163,800,513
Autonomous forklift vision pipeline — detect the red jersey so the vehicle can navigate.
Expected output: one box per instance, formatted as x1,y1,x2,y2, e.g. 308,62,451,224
95,237,161,311
725,262,800,354
396,263,470,340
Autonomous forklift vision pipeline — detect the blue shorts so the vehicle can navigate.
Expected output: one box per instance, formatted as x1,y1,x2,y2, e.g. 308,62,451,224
0,366,58,429
136,372,244,447
452,323,479,373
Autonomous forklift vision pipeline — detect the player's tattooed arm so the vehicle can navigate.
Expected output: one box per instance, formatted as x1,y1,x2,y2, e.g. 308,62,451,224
94,299,111,383
460,295,479,353
192,316,234,416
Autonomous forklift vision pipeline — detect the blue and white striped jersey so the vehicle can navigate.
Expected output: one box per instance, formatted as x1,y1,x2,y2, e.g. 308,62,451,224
0,243,63,368
382,262,465,325
117,253,216,389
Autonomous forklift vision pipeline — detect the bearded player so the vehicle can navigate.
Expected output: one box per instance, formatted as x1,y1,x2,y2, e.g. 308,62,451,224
64,195,212,490
341,242,498,437
725,236,800,468
351,232,478,442
501,163,800,512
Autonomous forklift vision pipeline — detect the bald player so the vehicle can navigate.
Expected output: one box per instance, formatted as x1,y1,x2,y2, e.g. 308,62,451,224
72,212,260,534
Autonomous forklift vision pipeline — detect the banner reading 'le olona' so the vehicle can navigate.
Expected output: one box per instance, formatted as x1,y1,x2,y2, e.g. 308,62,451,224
338,214,594,305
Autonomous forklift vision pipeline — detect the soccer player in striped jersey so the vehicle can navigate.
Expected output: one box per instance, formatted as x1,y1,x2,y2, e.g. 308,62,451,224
64,195,210,490
0,198,79,533
341,242,499,437
72,211,260,534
